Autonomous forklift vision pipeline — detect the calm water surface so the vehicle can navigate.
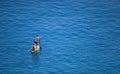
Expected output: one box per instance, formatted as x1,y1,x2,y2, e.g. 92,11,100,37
0,0,120,74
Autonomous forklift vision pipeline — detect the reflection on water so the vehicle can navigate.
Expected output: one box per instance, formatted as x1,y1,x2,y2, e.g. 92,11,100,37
31,52,39,63
31,48,42,63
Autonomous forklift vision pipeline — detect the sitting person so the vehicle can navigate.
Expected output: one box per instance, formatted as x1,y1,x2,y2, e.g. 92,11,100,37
31,43,37,52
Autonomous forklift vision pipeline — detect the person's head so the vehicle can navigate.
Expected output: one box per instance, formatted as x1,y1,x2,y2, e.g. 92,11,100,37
35,35,40,40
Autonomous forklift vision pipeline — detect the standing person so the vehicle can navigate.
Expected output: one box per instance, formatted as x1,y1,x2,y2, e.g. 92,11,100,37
34,35,40,45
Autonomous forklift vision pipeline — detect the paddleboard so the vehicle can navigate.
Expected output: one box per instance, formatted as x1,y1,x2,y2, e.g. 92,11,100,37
31,45,40,52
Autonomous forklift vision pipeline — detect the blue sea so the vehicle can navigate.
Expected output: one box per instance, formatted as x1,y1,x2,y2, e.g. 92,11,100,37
0,0,120,74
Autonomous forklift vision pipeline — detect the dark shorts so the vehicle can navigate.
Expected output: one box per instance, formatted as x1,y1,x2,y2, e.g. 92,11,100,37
34,41,38,45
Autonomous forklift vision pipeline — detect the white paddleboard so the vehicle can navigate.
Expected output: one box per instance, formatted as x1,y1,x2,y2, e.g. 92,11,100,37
31,45,40,52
